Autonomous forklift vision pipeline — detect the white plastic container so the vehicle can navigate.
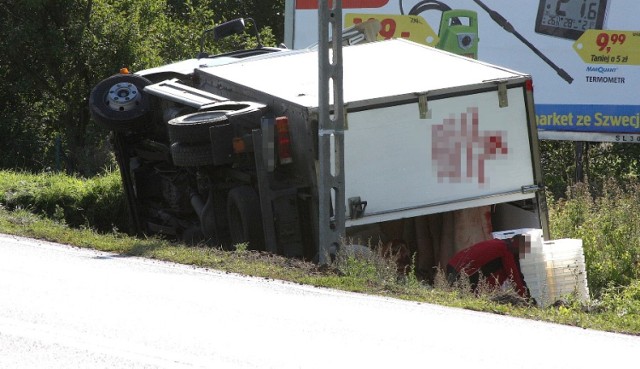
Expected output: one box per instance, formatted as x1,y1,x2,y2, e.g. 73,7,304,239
542,239,589,304
492,230,589,306
492,228,543,244
524,239,589,306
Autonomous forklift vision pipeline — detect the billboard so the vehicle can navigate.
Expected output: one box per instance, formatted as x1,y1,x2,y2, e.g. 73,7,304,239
284,0,640,142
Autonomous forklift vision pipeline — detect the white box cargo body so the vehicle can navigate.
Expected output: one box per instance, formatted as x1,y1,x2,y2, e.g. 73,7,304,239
195,39,548,253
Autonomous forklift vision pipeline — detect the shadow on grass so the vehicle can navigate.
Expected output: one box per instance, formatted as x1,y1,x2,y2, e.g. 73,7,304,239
91,241,165,260
123,241,164,257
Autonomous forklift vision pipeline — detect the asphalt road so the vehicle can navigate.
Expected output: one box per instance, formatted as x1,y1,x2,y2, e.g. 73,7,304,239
1,233,638,368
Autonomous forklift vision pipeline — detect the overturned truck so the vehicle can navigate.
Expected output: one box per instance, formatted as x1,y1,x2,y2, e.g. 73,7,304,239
89,19,549,274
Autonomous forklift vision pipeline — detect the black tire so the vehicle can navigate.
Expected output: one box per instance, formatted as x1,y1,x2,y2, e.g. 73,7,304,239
167,110,231,144
89,74,152,131
170,142,214,167
227,186,265,250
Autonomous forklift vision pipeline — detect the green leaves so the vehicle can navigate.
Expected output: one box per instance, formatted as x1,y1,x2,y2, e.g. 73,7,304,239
0,0,281,175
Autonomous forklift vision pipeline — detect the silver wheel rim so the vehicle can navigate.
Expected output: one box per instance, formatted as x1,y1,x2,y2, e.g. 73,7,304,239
106,82,141,112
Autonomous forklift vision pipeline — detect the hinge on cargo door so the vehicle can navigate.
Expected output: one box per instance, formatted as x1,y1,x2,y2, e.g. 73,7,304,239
498,82,508,108
418,94,431,119
486,77,520,108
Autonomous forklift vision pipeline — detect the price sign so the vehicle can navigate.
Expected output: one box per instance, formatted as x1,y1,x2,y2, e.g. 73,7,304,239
345,14,439,47
573,30,640,65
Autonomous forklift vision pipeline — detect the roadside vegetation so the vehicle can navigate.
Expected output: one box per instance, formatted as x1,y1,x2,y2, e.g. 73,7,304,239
1,169,639,336
0,0,282,176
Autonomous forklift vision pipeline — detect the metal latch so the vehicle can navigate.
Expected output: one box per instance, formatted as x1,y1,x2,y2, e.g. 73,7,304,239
418,93,431,119
498,82,508,108
521,184,541,194
348,197,367,219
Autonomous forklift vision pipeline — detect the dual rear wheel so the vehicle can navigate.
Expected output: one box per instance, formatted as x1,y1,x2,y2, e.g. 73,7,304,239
168,107,266,250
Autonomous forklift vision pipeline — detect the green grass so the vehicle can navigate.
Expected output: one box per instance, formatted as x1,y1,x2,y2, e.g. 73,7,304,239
0,169,639,336
0,170,128,232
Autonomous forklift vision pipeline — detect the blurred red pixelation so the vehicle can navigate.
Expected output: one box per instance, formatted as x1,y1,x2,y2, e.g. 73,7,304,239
432,107,508,185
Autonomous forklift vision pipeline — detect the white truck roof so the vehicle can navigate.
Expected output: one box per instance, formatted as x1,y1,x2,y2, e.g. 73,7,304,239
198,38,530,109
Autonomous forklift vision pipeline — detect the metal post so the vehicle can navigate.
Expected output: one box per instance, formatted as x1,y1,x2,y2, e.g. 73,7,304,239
575,141,585,183
317,0,345,264
55,134,62,172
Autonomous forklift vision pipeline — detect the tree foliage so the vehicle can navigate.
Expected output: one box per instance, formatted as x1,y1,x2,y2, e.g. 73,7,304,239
540,140,640,200
198,0,285,42
0,0,282,175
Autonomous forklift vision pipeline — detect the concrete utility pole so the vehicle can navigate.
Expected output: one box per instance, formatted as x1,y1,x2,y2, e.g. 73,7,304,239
317,0,345,264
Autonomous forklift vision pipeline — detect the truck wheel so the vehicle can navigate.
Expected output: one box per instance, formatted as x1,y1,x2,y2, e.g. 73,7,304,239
227,186,265,251
170,142,214,167
167,110,231,144
89,74,152,131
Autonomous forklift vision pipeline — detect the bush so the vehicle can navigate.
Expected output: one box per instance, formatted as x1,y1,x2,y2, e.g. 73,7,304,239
548,180,640,297
600,280,640,316
0,170,128,233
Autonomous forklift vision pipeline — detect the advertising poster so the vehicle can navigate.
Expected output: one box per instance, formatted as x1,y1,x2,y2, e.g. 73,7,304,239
284,0,640,142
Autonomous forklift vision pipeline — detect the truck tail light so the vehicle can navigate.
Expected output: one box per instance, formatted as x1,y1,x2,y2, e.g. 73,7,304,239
276,116,293,164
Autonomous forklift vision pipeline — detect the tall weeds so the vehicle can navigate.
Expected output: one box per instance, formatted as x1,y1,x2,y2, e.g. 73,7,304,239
549,179,640,297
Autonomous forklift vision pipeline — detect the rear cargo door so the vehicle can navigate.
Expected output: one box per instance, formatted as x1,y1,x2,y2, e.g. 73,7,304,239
345,86,535,226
